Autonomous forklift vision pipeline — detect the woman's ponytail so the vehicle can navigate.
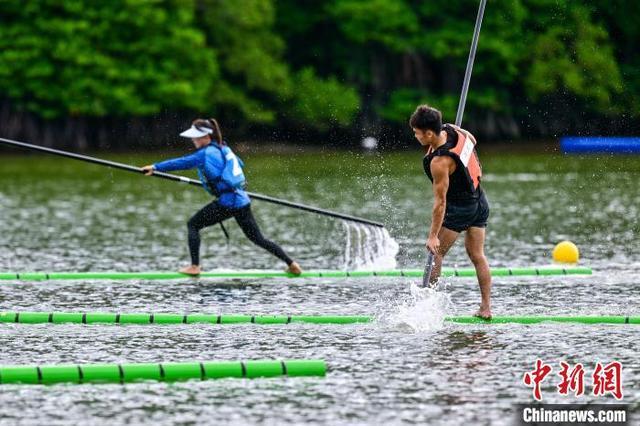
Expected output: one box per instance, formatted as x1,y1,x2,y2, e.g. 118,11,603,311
209,118,224,146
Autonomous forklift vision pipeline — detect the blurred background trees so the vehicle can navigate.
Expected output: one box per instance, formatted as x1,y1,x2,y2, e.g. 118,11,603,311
0,0,637,148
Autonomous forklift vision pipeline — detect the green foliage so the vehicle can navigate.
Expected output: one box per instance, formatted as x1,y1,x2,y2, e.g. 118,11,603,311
0,0,358,131
278,0,632,128
329,0,419,52
377,89,454,124
198,0,290,123
287,68,360,131
0,0,637,137
0,0,217,119
196,0,359,128
524,4,623,111
592,0,640,114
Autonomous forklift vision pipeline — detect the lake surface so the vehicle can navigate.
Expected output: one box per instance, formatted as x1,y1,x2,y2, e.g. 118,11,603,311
0,148,638,425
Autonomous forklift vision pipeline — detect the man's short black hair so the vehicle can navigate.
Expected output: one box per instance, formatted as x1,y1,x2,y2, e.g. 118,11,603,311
409,105,442,133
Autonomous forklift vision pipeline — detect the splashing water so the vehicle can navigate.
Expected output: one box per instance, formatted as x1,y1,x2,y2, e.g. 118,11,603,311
385,282,454,333
342,222,399,270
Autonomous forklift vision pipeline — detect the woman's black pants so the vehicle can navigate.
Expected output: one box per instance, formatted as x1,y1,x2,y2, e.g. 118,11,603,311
187,202,293,266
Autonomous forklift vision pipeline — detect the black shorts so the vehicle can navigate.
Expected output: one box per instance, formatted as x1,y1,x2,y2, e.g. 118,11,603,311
443,190,490,233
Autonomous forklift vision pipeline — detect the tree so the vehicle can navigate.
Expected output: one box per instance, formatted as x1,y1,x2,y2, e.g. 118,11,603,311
0,0,217,119
197,0,359,132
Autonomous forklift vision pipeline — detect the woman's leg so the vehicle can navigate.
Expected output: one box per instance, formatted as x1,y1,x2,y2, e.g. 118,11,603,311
187,202,233,266
233,205,295,266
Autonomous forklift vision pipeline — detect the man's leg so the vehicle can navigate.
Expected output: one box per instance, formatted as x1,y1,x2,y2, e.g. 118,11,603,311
429,227,460,284
464,226,491,318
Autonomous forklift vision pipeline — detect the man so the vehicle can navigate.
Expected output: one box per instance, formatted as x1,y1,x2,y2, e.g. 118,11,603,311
409,105,491,318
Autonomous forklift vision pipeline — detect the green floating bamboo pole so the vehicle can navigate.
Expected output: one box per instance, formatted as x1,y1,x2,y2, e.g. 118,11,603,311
0,312,371,325
1,311,637,326
0,359,326,385
0,266,592,281
446,316,640,325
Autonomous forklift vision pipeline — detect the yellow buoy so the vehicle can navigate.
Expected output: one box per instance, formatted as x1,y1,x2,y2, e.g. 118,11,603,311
552,241,579,263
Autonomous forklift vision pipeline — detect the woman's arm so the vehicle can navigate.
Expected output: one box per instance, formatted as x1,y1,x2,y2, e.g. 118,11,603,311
152,150,205,173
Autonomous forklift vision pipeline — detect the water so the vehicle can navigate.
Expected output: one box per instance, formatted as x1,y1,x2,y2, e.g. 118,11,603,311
342,223,398,270
1,150,639,425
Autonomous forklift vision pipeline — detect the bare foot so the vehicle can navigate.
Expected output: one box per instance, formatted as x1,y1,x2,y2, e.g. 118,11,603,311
285,261,302,276
474,306,492,320
179,265,201,276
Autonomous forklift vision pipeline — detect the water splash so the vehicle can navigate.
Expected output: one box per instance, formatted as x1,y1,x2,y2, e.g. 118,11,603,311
385,282,454,333
342,222,399,270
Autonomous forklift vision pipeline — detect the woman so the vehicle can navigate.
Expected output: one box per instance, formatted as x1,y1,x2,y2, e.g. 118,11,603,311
142,118,302,276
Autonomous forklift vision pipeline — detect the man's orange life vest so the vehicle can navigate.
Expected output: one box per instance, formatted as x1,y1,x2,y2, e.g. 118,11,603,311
423,124,482,202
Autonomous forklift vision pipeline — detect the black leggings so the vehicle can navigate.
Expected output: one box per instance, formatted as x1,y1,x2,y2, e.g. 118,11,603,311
187,202,293,266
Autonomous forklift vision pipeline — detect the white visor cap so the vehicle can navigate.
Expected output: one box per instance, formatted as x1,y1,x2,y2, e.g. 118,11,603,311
179,125,213,138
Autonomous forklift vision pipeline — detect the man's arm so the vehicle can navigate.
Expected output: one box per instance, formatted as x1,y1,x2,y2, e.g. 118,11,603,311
427,156,452,253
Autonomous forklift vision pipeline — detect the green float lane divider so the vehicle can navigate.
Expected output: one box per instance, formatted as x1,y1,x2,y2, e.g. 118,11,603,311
1,311,638,325
447,316,640,325
0,312,372,325
0,266,592,281
0,359,326,385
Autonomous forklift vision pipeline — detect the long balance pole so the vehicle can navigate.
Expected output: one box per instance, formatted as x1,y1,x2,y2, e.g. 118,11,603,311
455,0,487,127
0,137,384,228
423,0,487,286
